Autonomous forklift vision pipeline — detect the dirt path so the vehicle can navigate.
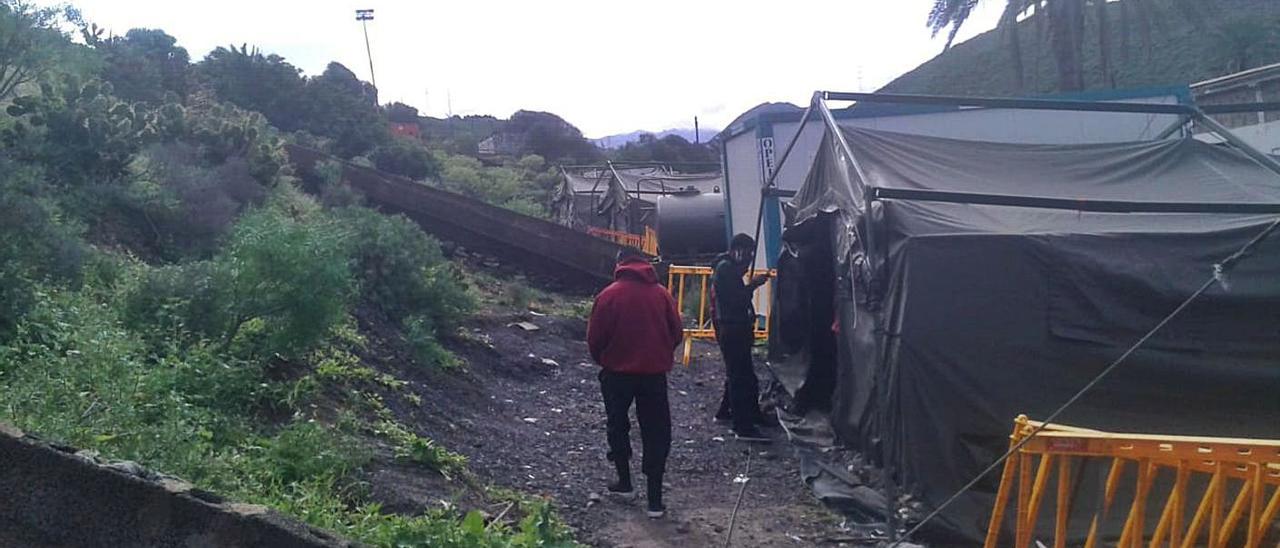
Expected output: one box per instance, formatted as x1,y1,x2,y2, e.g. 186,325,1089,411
371,306,847,547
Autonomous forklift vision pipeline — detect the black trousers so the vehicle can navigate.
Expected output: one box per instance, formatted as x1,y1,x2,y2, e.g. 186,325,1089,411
599,370,671,479
715,322,762,432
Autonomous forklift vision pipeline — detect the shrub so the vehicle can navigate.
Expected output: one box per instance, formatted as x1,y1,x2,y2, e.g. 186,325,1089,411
369,137,440,180
337,207,472,327
2,78,162,185
123,199,354,358
503,281,536,310
214,203,354,357
405,314,461,370
0,162,86,339
502,197,547,219
314,159,363,208
184,102,290,186
98,143,269,259
264,421,368,485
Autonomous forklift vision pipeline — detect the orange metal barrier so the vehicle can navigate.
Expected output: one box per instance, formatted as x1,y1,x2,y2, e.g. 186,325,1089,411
587,226,659,256
666,265,774,366
643,226,658,256
985,415,1280,548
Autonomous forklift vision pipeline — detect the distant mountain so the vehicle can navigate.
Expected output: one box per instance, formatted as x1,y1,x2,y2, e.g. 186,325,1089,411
593,128,718,149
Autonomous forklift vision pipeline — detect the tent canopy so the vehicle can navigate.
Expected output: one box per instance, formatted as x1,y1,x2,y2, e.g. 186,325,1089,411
777,122,1280,542
554,165,723,232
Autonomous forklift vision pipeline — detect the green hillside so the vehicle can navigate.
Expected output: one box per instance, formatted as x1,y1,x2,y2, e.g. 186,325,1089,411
882,0,1280,96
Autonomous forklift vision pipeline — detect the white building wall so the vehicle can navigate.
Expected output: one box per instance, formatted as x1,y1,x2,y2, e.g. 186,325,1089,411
724,130,763,264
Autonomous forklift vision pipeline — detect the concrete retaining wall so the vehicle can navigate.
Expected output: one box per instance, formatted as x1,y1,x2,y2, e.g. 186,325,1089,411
0,423,353,548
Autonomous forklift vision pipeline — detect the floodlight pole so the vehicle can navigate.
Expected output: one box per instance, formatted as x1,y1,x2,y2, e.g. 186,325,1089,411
356,9,378,92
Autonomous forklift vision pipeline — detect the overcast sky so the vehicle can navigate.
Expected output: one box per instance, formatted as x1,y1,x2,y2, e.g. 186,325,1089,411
62,1,1004,138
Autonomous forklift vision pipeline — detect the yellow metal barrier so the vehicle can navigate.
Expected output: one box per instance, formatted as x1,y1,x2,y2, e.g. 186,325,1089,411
666,265,774,366
643,226,658,256
985,415,1280,548
587,226,659,256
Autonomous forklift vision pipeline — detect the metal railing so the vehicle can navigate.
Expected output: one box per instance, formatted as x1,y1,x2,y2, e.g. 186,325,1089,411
587,226,659,256
985,415,1280,548
666,265,774,366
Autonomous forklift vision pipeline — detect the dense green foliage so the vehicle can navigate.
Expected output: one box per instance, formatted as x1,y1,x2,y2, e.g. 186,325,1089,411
888,0,1280,96
434,153,559,218
0,1,87,99
506,110,602,163
370,136,441,180
197,48,387,158
0,3,575,545
88,27,190,105
612,133,718,165
4,78,173,183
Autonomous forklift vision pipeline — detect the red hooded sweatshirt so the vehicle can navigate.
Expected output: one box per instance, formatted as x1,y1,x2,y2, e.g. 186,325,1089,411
587,258,684,375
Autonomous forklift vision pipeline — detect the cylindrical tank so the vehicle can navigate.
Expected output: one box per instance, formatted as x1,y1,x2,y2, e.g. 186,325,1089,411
656,191,727,258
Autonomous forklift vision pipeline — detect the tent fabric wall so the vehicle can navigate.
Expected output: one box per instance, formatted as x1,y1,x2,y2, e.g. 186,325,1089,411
777,126,1280,542
554,167,723,235
719,89,1187,272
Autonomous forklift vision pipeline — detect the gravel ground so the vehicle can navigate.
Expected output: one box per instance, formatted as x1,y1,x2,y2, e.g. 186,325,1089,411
360,303,847,547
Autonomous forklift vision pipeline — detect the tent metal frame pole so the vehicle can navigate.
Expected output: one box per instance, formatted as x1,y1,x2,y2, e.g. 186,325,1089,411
816,91,898,542
1154,114,1192,141
823,91,1196,115
560,161,721,170
868,187,1280,214
748,93,819,279
1191,108,1280,178
815,93,877,266
763,91,821,190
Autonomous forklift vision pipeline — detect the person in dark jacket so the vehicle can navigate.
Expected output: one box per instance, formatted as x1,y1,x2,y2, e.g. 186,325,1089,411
587,247,684,518
712,233,771,441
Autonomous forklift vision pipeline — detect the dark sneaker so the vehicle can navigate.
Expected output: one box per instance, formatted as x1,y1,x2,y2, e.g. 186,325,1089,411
714,411,732,423
607,481,635,500
733,427,771,442
754,413,779,428
646,500,666,519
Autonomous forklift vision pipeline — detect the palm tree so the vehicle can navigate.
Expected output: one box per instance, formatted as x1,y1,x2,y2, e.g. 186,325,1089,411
928,0,1207,93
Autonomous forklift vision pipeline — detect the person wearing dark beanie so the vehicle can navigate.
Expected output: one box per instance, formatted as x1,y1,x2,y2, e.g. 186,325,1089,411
711,234,771,441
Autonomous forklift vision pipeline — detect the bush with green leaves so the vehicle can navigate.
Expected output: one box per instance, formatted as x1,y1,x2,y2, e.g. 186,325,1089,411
265,421,369,485
0,160,86,339
2,78,172,185
185,102,290,186
314,159,363,207
337,207,472,327
369,137,440,180
119,199,353,358
211,201,355,356
434,153,554,218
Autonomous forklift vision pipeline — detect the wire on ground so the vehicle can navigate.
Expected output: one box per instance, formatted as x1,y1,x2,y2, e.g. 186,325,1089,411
723,449,755,548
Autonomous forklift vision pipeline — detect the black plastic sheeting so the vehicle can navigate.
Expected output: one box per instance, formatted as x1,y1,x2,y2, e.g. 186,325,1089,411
773,127,1280,544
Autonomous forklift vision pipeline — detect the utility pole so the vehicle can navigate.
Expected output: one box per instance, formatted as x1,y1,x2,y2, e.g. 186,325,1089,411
355,9,377,92
694,116,700,144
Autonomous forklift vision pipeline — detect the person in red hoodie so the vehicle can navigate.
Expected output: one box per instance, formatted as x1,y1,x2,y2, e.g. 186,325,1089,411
587,247,683,519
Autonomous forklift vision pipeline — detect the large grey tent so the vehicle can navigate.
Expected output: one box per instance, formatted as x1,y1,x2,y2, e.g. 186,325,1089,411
771,98,1280,543
553,166,721,233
